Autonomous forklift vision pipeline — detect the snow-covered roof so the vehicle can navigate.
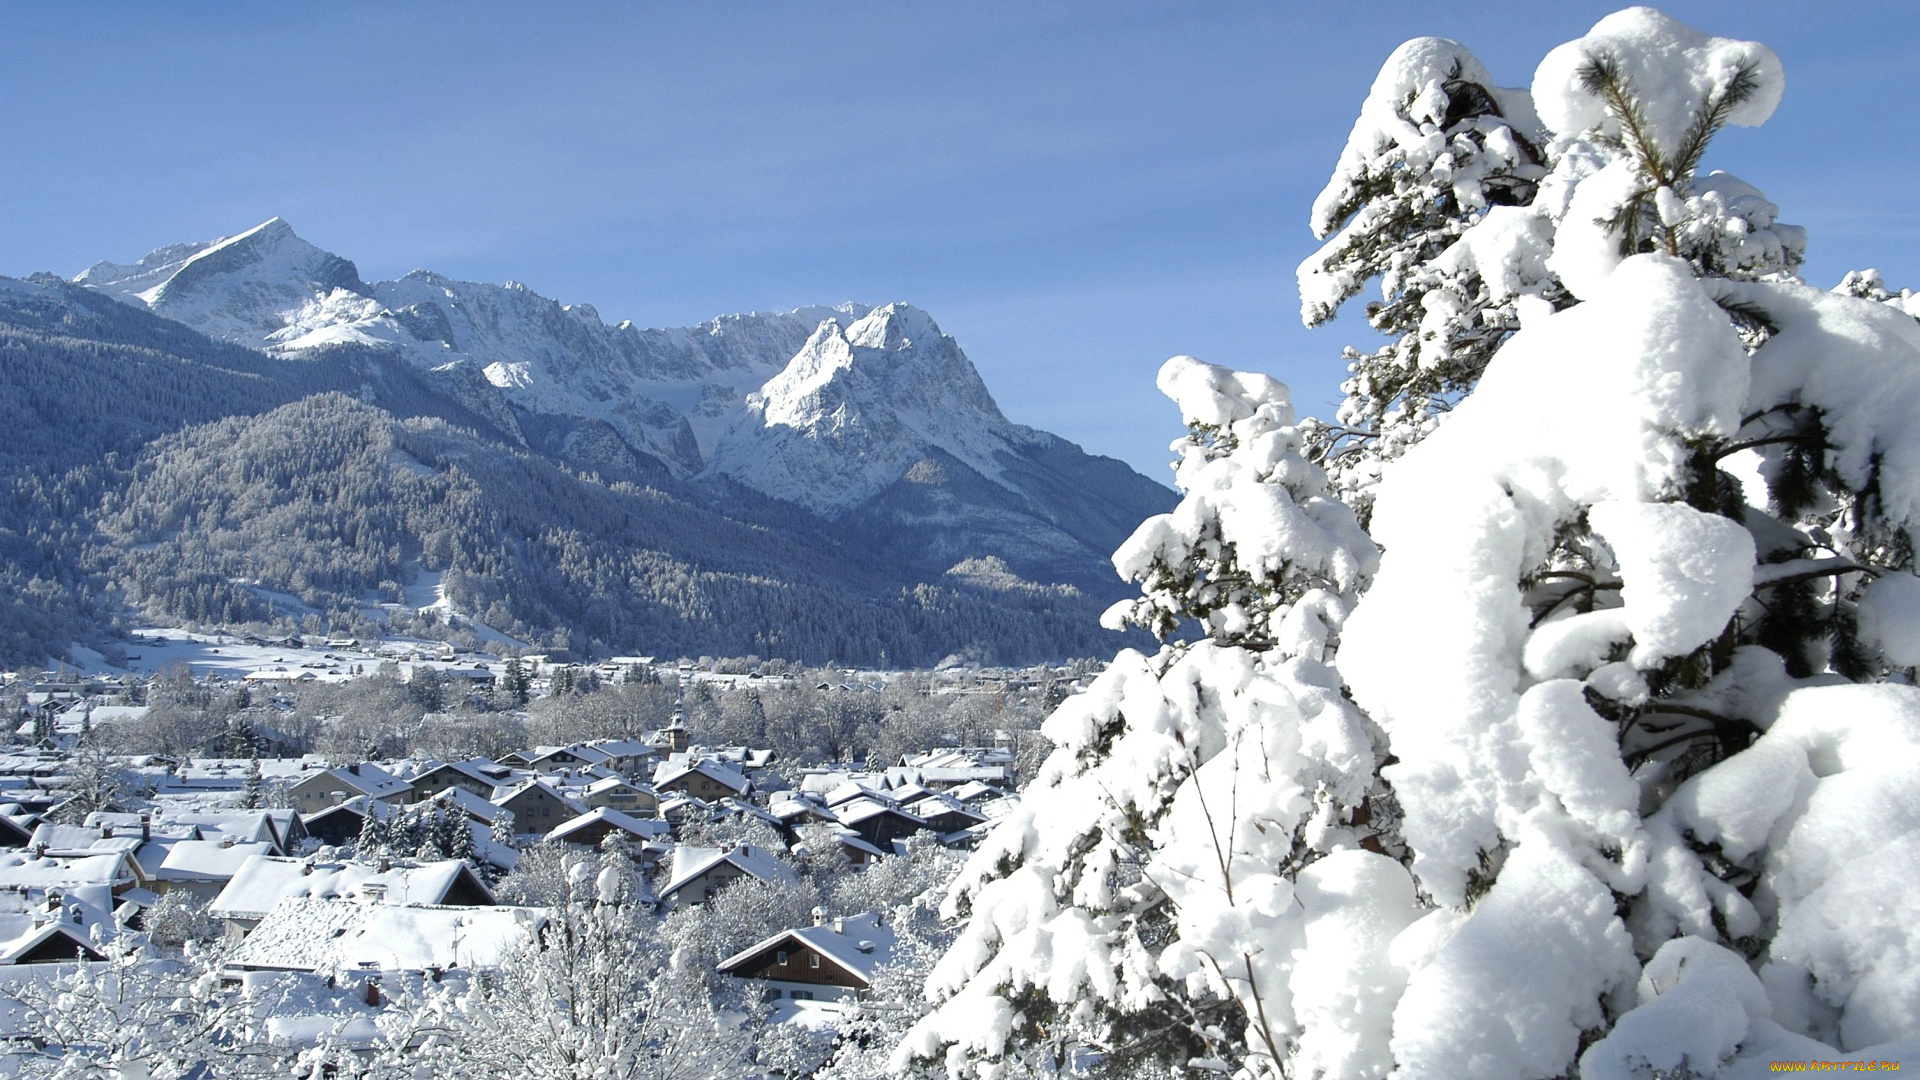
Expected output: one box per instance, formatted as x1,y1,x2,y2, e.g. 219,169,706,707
27,823,118,854
544,807,670,845
425,785,501,823
827,831,886,860
717,911,894,988
154,839,277,882
834,798,924,828
210,856,491,920
297,763,410,801
0,850,135,893
229,897,542,973
530,744,613,767
944,780,1001,803
905,793,987,824
583,775,650,796
409,758,512,789
0,920,105,965
490,777,586,815
821,781,894,808
652,758,749,794
660,845,795,899
768,795,827,822
717,797,783,828
584,738,654,758
166,810,286,848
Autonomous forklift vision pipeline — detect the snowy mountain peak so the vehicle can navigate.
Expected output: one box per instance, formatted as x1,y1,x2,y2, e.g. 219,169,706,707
708,302,1022,516
74,217,364,345
844,300,943,350
754,302,1005,436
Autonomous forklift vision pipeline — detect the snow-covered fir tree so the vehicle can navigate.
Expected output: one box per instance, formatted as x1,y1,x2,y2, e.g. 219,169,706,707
897,355,1392,1077
1299,7,1803,517
905,8,1920,1078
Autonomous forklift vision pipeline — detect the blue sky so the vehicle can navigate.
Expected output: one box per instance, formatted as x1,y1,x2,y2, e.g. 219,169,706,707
6,2,1919,483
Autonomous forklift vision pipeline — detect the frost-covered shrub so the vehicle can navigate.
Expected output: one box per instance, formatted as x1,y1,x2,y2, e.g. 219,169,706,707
907,8,1920,1080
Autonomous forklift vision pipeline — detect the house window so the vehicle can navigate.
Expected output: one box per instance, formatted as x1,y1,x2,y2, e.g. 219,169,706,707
792,990,814,1000
777,950,789,966
809,954,820,969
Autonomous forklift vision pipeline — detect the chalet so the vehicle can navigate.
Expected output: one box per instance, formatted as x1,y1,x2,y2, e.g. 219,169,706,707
717,912,893,1002
656,845,795,910
582,738,656,776
526,744,613,774
544,807,671,849
409,759,514,803
652,759,749,801
832,797,927,850
716,797,787,836
822,781,896,809
301,796,392,848
904,794,989,838
579,777,658,816
286,763,412,815
209,856,495,938
27,822,142,856
809,828,886,867
491,779,584,837
768,794,833,832
944,779,1004,804
656,794,713,825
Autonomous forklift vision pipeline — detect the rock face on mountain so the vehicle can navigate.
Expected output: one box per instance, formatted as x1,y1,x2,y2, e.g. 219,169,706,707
75,219,1175,594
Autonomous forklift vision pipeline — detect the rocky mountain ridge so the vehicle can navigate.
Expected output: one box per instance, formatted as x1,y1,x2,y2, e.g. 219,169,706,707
74,219,1173,590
